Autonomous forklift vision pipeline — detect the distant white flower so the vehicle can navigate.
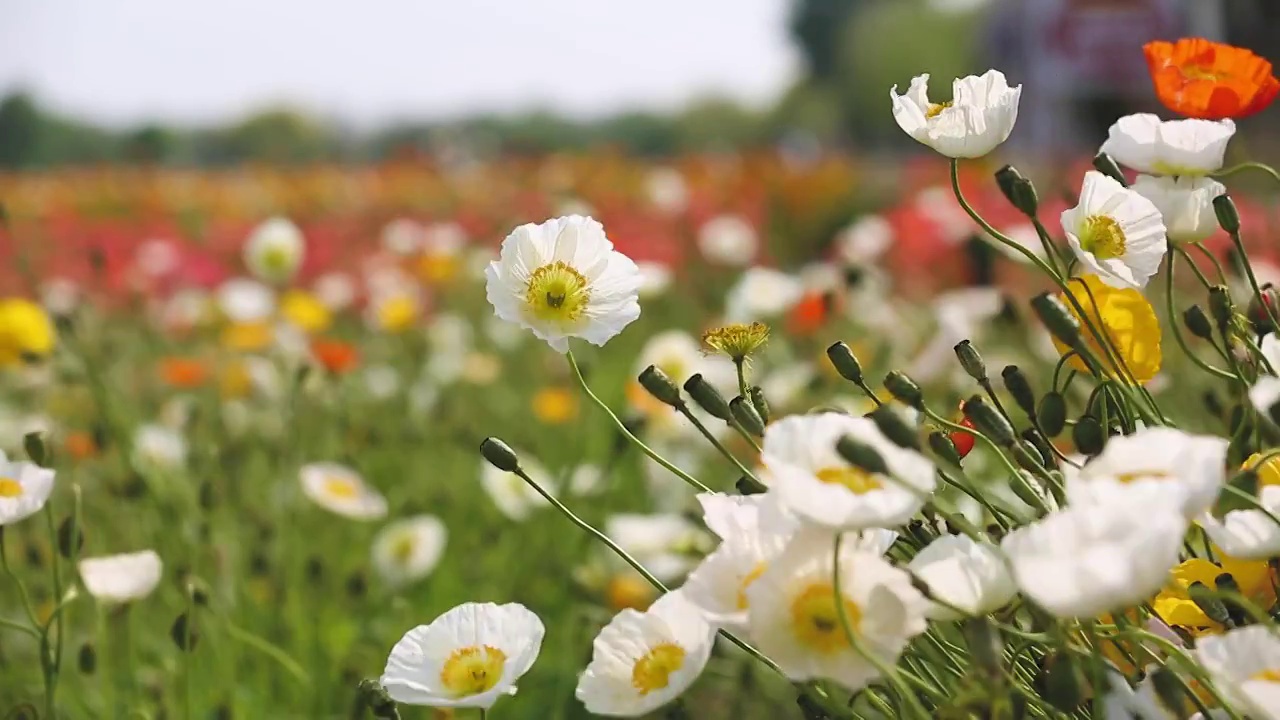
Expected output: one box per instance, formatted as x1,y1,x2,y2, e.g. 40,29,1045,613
908,287,1004,382
1250,337,1280,420
995,223,1049,263
568,464,605,496
381,602,545,709
1199,485,1280,560
762,413,936,530
636,262,674,299
746,527,928,686
133,424,188,472
1062,171,1168,290
606,514,706,584
134,239,181,279
312,272,357,312
836,215,893,266
633,330,707,390
576,591,716,716
890,70,1021,158
906,534,1015,620
1100,114,1235,176
486,216,641,353
1065,427,1228,519
216,278,276,324
480,454,557,522
1131,175,1226,245
1001,485,1187,618
915,186,973,245
79,550,162,604
697,215,757,267
1196,625,1280,720
372,515,447,588
427,313,474,356
39,278,80,316
0,451,54,526
725,267,804,322
646,168,689,214
761,363,816,410
484,315,525,351
381,218,425,256
244,217,305,284
299,462,388,520
362,364,402,400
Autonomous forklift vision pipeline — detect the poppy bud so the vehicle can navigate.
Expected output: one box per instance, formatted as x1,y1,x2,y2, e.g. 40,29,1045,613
928,430,964,466
57,517,83,560
826,342,864,384
1073,415,1106,456
1039,652,1085,711
479,437,520,473
735,475,767,496
954,340,987,382
835,436,889,476
1001,365,1036,417
23,431,48,467
1092,153,1127,187
1208,286,1236,331
1214,573,1249,626
883,371,924,409
1021,428,1057,470
683,374,732,421
1188,581,1233,628
1031,293,1082,349
749,386,771,425
78,642,96,675
170,612,198,651
963,396,1015,447
962,617,1003,679
1213,193,1241,234
994,164,1039,218
869,406,920,451
1248,284,1280,335
1183,305,1214,341
358,678,401,720
1037,392,1068,437
638,366,684,409
730,397,766,437
1149,667,1197,718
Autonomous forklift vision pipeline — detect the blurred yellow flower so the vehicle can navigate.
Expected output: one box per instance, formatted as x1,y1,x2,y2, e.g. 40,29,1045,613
606,572,657,612
416,252,459,284
373,294,419,333
220,321,274,352
280,290,332,334
220,360,254,399
1244,451,1280,488
1053,275,1161,385
532,386,578,425
460,352,501,385
0,298,56,366
1153,556,1275,636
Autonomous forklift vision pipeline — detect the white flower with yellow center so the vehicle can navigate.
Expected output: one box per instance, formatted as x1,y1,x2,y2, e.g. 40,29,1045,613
381,602,545,709
1196,625,1280,719
1199,485,1280,560
906,534,1015,620
745,527,928,686
244,217,305,284
575,590,717,716
479,453,557,522
1062,171,1168,290
0,451,54,526
697,215,758,267
1100,114,1235,176
299,462,388,520
1064,427,1227,520
485,215,641,353
79,550,162,604
605,514,707,584
762,413,936,530
371,515,447,588
1000,485,1187,618
1131,175,1227,245
725,267,804,323
890,69,1021,158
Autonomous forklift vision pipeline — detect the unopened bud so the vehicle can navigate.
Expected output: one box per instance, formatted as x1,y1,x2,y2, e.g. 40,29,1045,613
1213,193,1241,234
1248,284,1280,335
358,678,402,720
826,342,864,384
198,480,217,511
1031,293,1082,349
730,397,766,437
1208,286,1236,331
1010,472,1050,512
927,430,963,467
963,396,1015,447
57,517,83,560
1072,415,1106,456
749,386,771,425
1184,305,1214,341
638,365,684,409
23,431,48,467
796,694,832,720
835,436,889,476
479,437,520,473
1037,392,1067,437
995,164,1039,218
1001,365,1036,417
1188,581,1233,628
78,642,96,675
954,340,987,382
345,571,368,599
170,612,198,651
1012,441,1046,473
1092,153,1127,187
883,371,924,409
869,406,920,450
683,374,732,421
1021,428,1057,470
1214,573,1248,626
736,475,767,496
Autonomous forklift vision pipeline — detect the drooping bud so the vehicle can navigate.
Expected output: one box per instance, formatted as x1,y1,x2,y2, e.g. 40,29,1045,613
749,386,771,425
927,430,963,466
1214,573,1249,627
954,340,988,382
170,612,198,651
826,342,864,384
345,571,368,600
358,678,403,720
638,365,684,409
1072,415,1106,456
1149,667,1198,719
883,371,924,409
835,436,889,476
1001,365,1036,417
1036,392,1067,437
994,165,1039,218
1092,153,1127,187
78,642,97,675
1208,286,1236,332
869,406,920,451
23,431,48,467
479,437,521,473
683,374,732,421
1183,305,1214,341
57,517,83,560
1031,293,1082,349
1213,193,1241,234
1012,440,1046,474
730,397,766,437
736,475,767,496
963,396,1016,447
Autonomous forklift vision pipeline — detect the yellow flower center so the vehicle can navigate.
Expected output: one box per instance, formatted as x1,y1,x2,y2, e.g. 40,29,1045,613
0,477,23,498
324,477,359,500
1183,65,1223,82
524,261,590,325
260,245,295,276
390,534,416,564
1079,215,1127,260
789,582,861,654
1251,668,1280,683
736,563,768,610
701,322,770,362
815,466,882,495
439,645,507,697
1114,470,1173,484
631,642,686,695
925,101,952,119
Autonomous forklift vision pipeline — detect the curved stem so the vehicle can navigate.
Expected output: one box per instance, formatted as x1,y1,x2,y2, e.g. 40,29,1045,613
1215,160,1280,185
1191,240,1229,285
566,350,710,494
1229,228,1280,342
1167,250,1235,380
677,405,760,485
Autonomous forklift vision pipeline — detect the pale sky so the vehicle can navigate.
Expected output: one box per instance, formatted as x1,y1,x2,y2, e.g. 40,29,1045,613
0,0,800,128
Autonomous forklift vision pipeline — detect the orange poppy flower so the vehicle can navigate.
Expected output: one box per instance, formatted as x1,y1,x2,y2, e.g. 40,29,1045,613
159,357,210,389
64,430,98,461
1144,38,1280,119
788,291,838,336
311,338,360,374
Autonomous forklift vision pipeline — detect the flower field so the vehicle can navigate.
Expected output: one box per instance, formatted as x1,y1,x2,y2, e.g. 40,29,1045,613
6,37,1280,720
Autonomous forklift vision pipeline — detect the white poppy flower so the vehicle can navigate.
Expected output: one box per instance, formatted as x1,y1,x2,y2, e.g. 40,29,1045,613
0,451,54,526
995,223,1049,263
244,217,305,284
79,550,162,604
1250,335,1280,419
634,330,705,387
485,215,641,353
907,287,1005,382
1064,427,1228,519
1102,668,1182,720
761,364,817,411
480,453,557,522
132,424,188,472
371,515,447,588
40,278,80,317
299,462,388,520
312,272,357,312
1100,114,1236,176
1199,485,1280,560
1000,486,1187,618
762,413,936,530
836,215,893,266
484,315,526,351
362,364,402,401
605,514,706,584
745,527,928,686
216,278,277,324
568,464,604,497
381,602,545,709
697,215,758,267
576,590,716,716
890,69,1021,158
1062,171,1168,290
646,168,689,214
906,534,1015,620
636,262,673,299
725,267,805,323
1131,175,1227,245
381,218,425,256
1195,625,1280,720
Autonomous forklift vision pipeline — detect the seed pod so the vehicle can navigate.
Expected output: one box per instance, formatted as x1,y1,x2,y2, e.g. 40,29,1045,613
883,371,924,409
869,406,920,450
730,397,766,437
683,374,732,421
1001,365,1036,417
825,342,864,384
479,437,520,473
954,340,987,382
1072,415,1105,456
638,365,684,409
1037,392,1067,437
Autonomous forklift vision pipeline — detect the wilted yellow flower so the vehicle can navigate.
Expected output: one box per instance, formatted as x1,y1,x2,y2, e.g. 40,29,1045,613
280,289,332,334
0,298,56,366
1053,275,1161,385
532,386,578,424
701,322,769,363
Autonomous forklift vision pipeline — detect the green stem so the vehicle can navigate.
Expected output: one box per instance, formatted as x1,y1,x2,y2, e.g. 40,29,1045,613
1229,228,1280,343
1166,250,1235,380
677,405,760,485
1215,160,1280,184
1191,240,1229,285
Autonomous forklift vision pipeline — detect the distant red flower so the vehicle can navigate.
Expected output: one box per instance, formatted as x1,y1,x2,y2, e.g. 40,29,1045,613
1144,38,1280,119
311,338,360,374
159,357,210,389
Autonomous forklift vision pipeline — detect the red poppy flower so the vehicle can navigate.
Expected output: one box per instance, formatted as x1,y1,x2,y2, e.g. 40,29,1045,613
1144,38,1280,119
311,338,360,374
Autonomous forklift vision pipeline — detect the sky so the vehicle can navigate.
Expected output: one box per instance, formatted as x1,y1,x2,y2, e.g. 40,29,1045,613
0,0,800,129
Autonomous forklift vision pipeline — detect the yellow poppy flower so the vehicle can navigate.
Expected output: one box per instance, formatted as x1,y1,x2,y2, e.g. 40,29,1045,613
532,386,578,425
1153,556,1275,637
1244,451,1280,489
220,321,274,352
1053,275,1161,385
280,290,332,334
0,298,56,366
